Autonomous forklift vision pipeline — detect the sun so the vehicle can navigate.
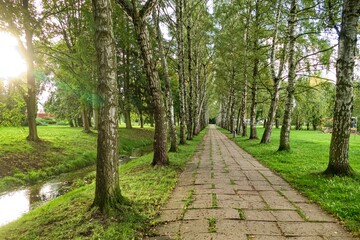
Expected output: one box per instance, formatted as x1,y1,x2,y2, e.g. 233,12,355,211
0,32,27,79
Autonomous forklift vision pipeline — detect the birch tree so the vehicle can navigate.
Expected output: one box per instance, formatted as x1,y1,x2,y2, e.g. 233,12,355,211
325,0,360,176
116,0,169,166
92,0,122,212
152,6,178,152
278,0,297,151
260,0,288,144
176,0,187,144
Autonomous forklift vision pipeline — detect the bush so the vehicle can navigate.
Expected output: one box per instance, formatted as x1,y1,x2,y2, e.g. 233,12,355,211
321,118,333,129
42,117,57,125
56,120,69,126
35,118,48,126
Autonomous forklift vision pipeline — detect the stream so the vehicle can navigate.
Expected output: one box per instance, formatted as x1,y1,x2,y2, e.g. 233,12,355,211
0,144,153,227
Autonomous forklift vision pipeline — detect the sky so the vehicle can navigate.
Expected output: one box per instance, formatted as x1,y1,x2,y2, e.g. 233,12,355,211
0,32,27,80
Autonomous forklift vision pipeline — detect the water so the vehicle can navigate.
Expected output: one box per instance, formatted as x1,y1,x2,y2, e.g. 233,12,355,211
0,145,153,227
0,165,95,227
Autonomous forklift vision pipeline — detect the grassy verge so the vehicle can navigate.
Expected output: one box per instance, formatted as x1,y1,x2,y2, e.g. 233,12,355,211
220,127,360,236
0,126,154,192
0,129,206,239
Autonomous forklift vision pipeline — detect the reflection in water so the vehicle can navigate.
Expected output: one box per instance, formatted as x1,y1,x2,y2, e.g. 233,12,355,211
0,190,30,226
0,144,153,228
0,181,72,227
38,182,62,201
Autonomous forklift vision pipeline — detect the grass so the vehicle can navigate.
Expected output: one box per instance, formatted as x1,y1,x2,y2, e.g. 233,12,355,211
0,129,207,239
179,188,195,220
211,193,217,208
0,126,154,192
208,217,216,233
237,208,245,220
221,126,360,236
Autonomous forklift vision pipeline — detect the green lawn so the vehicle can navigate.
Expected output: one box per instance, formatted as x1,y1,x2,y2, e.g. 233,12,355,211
221,126,360,236
0,126,154,192
0,129,206,239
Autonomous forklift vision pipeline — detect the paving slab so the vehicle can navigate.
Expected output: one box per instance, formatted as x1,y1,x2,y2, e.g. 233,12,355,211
271,210,305,222
295,203,337,222
243,209,276,221
150,125,357,239
246,221,282,235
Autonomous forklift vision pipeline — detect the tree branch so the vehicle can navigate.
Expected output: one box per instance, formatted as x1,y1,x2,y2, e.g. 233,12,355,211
140,0,157,18
116,0,134,18
296,44,337,65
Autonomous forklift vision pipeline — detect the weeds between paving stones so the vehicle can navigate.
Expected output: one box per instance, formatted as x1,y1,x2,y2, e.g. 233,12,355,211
208,217,216,233
230,179,235,185
211,183,215,189
237,208,246,220
296,207,308,221
212,193,217,208
179,189,194,219
276,190,308,221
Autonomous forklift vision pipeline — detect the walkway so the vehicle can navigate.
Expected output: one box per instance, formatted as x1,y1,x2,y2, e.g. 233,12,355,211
150,125,356,239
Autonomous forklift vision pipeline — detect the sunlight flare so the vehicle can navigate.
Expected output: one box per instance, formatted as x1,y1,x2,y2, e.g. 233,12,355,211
0,32,27,79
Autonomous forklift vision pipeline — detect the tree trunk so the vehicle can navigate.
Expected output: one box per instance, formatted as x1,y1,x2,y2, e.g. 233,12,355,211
295,115,300,130
176,0,187,145
279,0,297,151
92,0,122,213
88,111,92,128
192,46,199,136
249,0,260,140
185,0,193,141
153,8,177,152
124,48,132,129
236,105,242,135
118,1,169,166
240,84,247,137
150,113,154,127
240,3,252,137
194,63,208,134
93,105,99,130
260,81,281,143
312,120,317,131
225,94,232,131
221,101,226,129
229,89,236,133
249,83,258,139
81,105,91,133
69,118,75,127
139,110,144,128
325,0,359,176
124,109,132,129
23,0,39,142
260,0,286,144
249,59,259,140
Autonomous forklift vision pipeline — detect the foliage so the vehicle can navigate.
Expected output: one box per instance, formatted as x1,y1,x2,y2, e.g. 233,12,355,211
292,76,335,130
0,81,26,127
0,129,206,239
222,127,360,236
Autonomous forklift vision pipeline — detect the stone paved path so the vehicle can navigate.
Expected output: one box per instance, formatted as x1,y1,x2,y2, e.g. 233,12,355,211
149,125,357,240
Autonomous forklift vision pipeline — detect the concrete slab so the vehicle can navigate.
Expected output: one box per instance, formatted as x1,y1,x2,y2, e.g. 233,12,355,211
152,126,355,240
